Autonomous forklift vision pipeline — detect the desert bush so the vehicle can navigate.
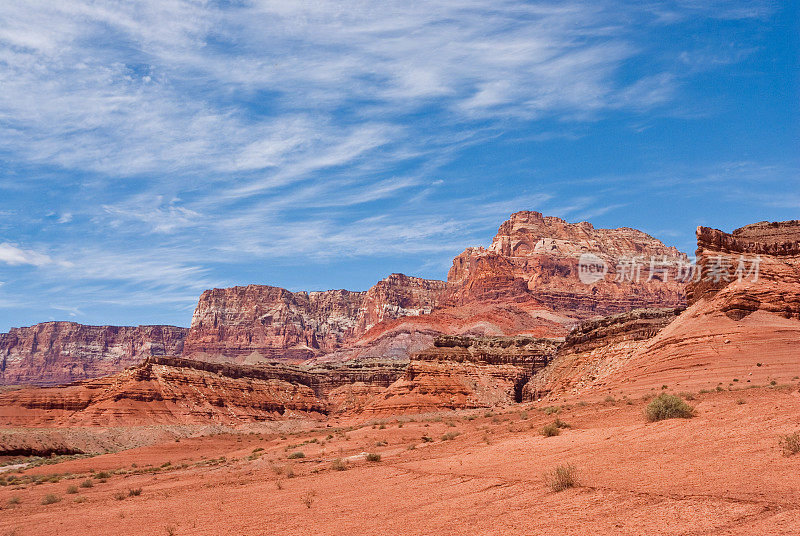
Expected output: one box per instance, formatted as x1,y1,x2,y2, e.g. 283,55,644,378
779,432,800,456
645,393,695,422
441,432,460,441
128,488,142,497
543,464,578,492
287,452,305,459
7,496,20,505
94,471,110,479
604,395,615,403
66,485,78,494
331,458,347,471
543,406,560,415
41,493,60,505
541,423,560,437
79,478,94,488
113,491,127,501
301,490,316,508
365,453,381,462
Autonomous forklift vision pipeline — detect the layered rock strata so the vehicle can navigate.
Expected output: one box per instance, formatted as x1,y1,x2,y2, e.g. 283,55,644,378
524,308,682,399
364,335,560,413
0,323,187,386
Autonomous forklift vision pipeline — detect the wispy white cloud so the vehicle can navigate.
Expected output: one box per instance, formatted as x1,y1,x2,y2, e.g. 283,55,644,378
0,243,67,267
0,0,780,329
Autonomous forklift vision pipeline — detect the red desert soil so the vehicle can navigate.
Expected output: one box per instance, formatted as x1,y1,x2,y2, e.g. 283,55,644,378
1,385,799,535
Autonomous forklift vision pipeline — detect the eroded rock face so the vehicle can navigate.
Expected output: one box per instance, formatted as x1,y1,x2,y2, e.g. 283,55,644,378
524,308,682,399
0,323,187,387
448,211,687,315
185,212,687,366
183,276,449,363
536,220,800,399
0,356,407,427
364,335,559,413
688,220,800,319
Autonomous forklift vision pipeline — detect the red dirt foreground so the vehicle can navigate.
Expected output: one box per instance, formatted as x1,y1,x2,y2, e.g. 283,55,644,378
1,386,799,535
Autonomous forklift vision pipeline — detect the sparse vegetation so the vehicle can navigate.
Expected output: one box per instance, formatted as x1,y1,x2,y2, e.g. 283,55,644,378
128,487,142,496
543,464,578,492
114,490,127,500
301,490,316,508
41,493,61,505
7,496,21,505
604,395,615,403
543,406,560,415
66,485,78,494
645,393,696,422
365,453,382,462
441,431,460,441
541,422,560,437
287,452,305,459
331,458,347,471
779,432,800,456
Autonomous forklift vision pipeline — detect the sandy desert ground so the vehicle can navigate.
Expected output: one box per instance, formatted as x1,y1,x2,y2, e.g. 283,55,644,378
1,383,798,536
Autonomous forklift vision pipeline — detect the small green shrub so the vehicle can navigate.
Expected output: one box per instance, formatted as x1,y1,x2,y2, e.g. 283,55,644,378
645,393,695,422
41,493,61,505
541,423,560,437
779,432,800,456
544,464,578,492
287,452,305,459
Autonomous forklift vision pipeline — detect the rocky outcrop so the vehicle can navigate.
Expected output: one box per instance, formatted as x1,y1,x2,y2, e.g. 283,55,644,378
0,323,187,387
185,212,687,366
524,308,682,399
688,220,800,319
183,275,449,364
182,285,366,363
0,356,406,426
364,335,559,413
544,220,800,399
448,211,687,315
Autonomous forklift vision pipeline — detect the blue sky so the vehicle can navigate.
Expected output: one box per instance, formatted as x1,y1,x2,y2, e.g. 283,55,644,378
0,1,796,331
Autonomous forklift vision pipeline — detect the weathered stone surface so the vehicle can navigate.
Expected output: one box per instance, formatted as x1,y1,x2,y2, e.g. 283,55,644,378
0,356,406,426
535,220,800,399
448,211,687,315
524,308,682,399
364,335,559,413
0,323,187,386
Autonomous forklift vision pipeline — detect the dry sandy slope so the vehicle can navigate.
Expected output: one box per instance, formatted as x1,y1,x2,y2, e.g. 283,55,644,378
1,385,798,536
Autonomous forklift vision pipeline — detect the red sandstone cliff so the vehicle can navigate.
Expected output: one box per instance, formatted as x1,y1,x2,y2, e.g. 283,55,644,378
184,211,688,366
448,211,687,315
537,220,800,400
0,323,187,386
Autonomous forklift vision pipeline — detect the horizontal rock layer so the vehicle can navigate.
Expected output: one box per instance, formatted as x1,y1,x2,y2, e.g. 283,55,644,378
364,335,560,413
0,323,187,387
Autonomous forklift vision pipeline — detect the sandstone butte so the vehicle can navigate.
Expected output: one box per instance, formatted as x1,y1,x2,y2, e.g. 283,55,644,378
0,217,799,536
